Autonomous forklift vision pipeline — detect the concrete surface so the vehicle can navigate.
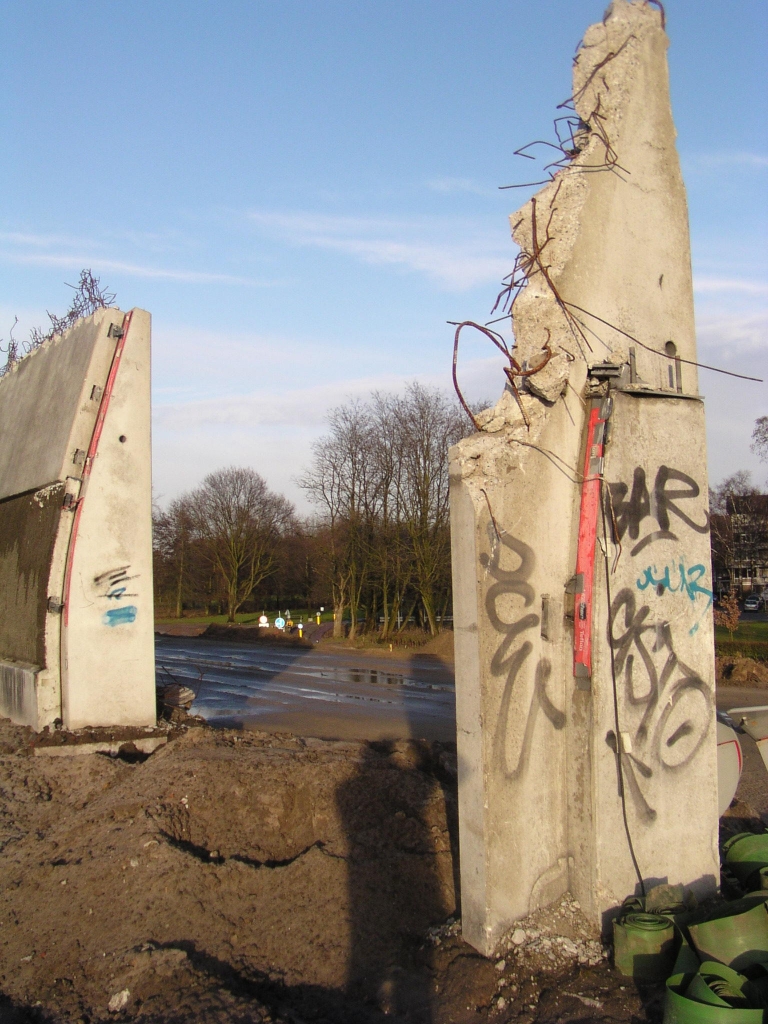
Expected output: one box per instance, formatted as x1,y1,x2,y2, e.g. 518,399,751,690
449,0,715,953
33,736,167,757
0,308,155,730
587,392,717,918
62,309,155,729
0,310,116,501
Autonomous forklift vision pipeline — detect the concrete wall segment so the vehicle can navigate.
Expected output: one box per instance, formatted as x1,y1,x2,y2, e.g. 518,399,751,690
61,310,155,729
450,0,715,951
584,392,718,920
450,387,587,954
0,307,155,731
0,309,121,501
0,484,65,665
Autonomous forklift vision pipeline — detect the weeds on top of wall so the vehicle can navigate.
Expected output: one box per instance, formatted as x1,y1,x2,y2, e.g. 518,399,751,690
0,269,116,378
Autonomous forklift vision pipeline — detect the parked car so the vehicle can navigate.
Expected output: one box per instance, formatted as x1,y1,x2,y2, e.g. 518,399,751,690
744,594,762,612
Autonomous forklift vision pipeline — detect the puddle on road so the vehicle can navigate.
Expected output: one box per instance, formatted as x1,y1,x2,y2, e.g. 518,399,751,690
154,655,453,737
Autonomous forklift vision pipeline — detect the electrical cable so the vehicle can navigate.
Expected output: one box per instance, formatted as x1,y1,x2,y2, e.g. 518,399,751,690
600,485,646,898
564,301,763,383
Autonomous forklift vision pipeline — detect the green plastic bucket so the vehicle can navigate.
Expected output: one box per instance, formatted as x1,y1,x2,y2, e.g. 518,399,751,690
723,834,768,892
614,911,676,980
688,897,768,972
664,971,765,1023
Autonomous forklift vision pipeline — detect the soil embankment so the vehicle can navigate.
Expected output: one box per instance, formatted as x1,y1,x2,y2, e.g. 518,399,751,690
0,711,698,1024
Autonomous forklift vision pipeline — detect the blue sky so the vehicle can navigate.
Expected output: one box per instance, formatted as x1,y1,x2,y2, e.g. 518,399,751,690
2,0,766,511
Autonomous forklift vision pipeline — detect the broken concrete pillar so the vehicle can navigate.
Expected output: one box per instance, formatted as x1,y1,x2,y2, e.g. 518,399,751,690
450,0,718,953
0,308,156,730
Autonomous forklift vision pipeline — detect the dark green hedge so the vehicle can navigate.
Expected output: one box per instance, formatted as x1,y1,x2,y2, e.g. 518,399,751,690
716,639,768,663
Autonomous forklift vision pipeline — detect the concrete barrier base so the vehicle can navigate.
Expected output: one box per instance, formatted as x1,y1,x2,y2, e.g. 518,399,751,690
0,660,58,730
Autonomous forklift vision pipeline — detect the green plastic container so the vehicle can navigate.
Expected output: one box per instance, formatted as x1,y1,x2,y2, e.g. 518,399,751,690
688,897,768,972
665,972,765,1023
723,834,768,893
614,911,676,980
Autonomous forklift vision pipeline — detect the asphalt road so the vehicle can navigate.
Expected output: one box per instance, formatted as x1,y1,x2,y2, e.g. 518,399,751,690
155,636,456,741
718,686,768,822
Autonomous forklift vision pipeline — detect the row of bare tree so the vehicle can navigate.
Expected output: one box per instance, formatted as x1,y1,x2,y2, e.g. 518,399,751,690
153,383,475,634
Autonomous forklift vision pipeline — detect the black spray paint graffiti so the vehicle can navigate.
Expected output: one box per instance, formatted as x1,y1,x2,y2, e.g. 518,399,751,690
482,530,566,780
93,566,139,627
608,587,712,823
608,466,709,556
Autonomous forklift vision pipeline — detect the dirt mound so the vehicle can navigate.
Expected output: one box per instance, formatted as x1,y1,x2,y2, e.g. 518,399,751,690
0,716,665,1022
320,628,455,665
0,721,456,1022
154,623,209,637
201,624,313,647
717,656,768,687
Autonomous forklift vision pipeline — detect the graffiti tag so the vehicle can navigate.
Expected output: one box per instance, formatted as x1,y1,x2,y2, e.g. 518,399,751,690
482,529,565,781
609,466,709,556
608,587,712,821
94,566,139,627
635,556,714,634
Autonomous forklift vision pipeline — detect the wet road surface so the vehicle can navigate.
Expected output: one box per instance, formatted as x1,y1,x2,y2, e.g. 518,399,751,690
155,637,456,742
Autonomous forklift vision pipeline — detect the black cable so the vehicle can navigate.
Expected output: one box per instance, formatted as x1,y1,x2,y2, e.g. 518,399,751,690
564,300,763,383
600,486,646,898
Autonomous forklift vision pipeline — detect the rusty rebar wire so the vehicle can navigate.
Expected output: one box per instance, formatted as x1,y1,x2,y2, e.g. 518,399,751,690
506,437,583,485
601,480,623,573
645,0,666,29
451,321,496,430
562,35,635,110
481,488,502,540
501,85,630,190
450,320,554,433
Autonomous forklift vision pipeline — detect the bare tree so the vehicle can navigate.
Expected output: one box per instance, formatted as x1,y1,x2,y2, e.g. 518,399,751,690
189,467,294,622
709,471,759,514
301,383,472,638
391,383,467,635
153,497,196,618
300,401,383,638
752,416,768,466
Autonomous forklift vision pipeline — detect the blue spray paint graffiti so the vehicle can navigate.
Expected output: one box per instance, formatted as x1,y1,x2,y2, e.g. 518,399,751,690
635,557,713,635
102,605,138,627
94,567,139,626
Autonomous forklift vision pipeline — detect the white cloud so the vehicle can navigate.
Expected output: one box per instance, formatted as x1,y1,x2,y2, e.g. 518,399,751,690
0,250,264,286
694,277,768,296
152,354,509,508
687,152,768,170
427,177,497,197
154,373,416,431
696,309,768,357
247,210,511,289
0,230,104,249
